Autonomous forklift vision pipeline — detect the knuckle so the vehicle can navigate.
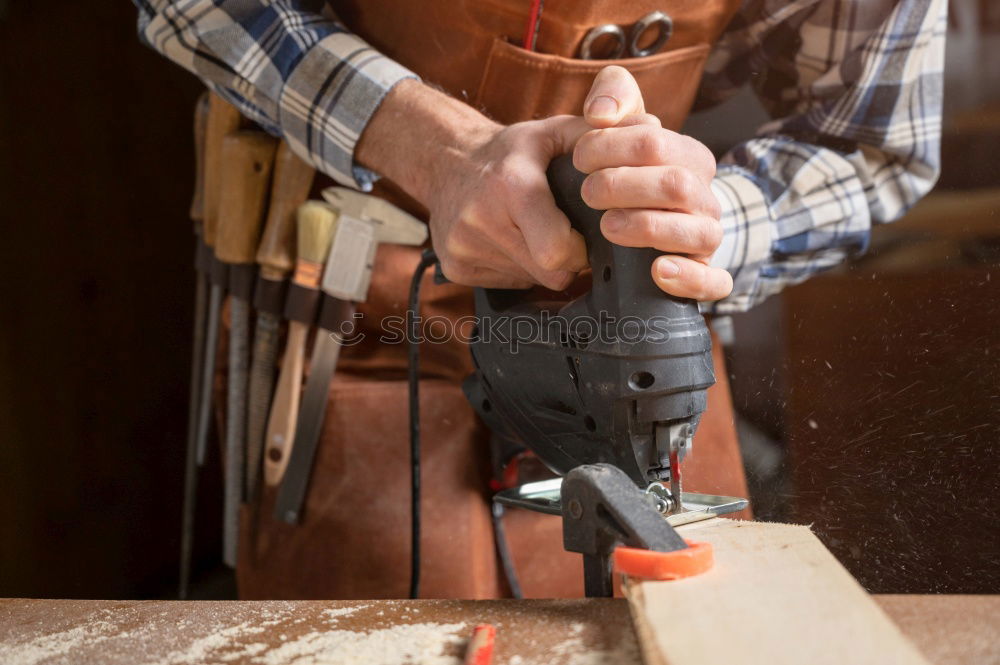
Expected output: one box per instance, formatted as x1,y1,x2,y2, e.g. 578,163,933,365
437,258,467,284
629,210,660,241
443,228,474,260
536,244,570,272
542,270,574,291
638,129,669,165
660,166,699,207
492,158,531,194
705,191,722,220
689,137,717,178
699,217,724,252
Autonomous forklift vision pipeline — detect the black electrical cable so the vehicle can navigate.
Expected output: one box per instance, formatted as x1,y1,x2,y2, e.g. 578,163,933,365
491,501,524,598
407,249,437,600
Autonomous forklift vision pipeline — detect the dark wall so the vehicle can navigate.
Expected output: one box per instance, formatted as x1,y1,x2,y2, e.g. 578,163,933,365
0,2,219,598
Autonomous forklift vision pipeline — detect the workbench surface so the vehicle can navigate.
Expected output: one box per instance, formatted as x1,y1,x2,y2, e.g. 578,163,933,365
1,596,996,665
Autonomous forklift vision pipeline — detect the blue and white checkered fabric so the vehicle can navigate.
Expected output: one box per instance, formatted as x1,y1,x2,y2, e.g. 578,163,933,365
134,0,945,312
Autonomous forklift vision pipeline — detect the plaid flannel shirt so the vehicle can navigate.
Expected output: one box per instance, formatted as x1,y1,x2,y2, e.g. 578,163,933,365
134,0,945,312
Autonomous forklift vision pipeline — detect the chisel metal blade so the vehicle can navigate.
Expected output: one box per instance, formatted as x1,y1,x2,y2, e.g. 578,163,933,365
245,311,281,501
223,297,251,568
273,316,351,524
179,260,208,600
195,284,224,467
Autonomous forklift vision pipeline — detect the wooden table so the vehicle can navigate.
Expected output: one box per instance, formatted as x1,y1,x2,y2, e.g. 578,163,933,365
1,596,996,665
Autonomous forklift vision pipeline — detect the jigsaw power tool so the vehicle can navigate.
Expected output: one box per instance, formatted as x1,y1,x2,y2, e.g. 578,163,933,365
464,154,746,595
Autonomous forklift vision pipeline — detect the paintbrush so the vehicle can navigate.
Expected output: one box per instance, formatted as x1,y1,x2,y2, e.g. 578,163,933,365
263,201,337,486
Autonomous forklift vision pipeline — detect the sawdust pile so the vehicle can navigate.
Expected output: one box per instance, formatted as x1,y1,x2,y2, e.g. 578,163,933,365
4,620,118,665
255,621,468,665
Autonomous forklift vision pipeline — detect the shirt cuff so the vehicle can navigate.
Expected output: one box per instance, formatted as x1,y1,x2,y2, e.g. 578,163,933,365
277,32,417,191
704,166,775,314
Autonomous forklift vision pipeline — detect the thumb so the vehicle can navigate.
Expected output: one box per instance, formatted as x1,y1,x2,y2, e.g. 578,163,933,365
583,65,645,128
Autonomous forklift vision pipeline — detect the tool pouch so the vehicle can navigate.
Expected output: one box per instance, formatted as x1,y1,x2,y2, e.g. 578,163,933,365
334,0,741,131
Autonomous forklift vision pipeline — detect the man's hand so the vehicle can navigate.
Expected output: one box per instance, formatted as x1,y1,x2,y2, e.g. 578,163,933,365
427,115,593,290
574,66,733,301
357,70,733,300
357,79,589,290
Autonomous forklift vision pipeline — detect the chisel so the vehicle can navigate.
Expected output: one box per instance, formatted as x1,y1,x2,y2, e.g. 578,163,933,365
178,91,209,600
214,130,278,568
263,201,337,486
274,190,427,524
194,94,242,469
246,142,315,501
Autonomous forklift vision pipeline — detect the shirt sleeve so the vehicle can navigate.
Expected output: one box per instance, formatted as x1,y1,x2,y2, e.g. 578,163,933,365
697,0,946,313
133,0,417,190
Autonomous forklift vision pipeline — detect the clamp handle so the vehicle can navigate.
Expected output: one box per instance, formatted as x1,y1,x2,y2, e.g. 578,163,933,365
614,540,714,581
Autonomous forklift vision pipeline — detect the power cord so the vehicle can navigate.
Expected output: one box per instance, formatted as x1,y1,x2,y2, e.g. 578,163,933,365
407,249,437,599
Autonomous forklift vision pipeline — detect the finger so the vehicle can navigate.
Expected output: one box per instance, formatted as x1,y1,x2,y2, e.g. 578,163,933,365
438,226,539,284
496,159,589,277
539,115,593,156
510,196,588,275
496,216,583,290
582,165,721,218
583,65,645,128
574,126,715,183
438,260,535,289
651,255,733,301
614,113,662,129
600,209,722,256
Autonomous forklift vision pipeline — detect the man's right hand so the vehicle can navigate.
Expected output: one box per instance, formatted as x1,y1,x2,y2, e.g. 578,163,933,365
357,79,590,290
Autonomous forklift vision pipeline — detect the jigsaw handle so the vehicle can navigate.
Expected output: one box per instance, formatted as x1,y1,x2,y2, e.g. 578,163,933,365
545,154,701,322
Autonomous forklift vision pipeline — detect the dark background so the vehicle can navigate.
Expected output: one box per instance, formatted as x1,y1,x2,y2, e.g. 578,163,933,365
0,1,997,599
0,2,216,598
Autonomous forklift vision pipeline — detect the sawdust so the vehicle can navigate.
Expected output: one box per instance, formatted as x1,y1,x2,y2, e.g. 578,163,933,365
541,621,643,665
139,620,268,665
321,605,368,622
4,620,117,665
255,622,468,665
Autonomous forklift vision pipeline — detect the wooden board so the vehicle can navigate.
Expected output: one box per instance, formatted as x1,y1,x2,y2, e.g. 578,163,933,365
627,519,931,665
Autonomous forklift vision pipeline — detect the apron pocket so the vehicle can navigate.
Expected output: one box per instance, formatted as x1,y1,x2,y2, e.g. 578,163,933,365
474,38,711,129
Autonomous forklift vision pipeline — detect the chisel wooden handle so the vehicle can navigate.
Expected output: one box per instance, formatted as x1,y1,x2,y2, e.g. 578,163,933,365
203,93,243,248
257,142,316,279
215,132,279,264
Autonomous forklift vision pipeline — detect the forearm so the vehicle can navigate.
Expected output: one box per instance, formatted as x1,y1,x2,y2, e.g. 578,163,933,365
356,79,499,205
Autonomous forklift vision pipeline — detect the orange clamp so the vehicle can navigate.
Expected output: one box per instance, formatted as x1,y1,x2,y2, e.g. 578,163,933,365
613,540,714,581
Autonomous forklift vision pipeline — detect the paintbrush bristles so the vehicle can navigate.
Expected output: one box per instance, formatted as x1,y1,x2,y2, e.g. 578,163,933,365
296,201,338,265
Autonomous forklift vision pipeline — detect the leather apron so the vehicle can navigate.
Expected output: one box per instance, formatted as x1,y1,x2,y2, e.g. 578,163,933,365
236,0,748,600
